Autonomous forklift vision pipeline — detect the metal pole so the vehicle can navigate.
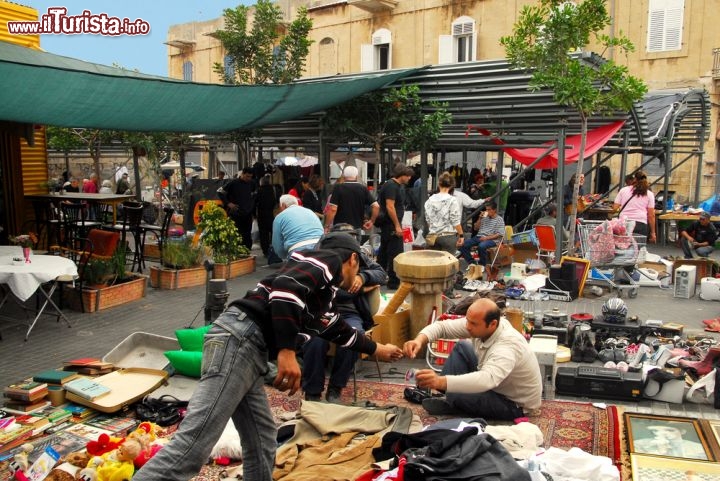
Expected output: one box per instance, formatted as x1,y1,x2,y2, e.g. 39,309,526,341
555,128,566,262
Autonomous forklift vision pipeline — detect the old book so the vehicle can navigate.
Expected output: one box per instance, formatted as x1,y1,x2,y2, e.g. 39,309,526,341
2,399,51,413
63,378,110,401
63,422,113,442
63,358,114,375
4,380,48,403
32,369,80,386
0,424,33,453
85,415,139,437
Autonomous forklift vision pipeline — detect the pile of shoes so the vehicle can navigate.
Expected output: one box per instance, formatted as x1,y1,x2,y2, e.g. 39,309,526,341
570,330,598,363
461,280,496,292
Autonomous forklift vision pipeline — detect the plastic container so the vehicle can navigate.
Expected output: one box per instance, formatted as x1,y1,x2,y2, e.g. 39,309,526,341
103,332,180,370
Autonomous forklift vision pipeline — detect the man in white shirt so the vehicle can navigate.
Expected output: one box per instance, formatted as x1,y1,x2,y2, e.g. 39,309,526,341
403,298,542,420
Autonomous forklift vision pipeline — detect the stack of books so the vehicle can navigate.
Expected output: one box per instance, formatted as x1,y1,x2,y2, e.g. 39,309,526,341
63,358,114,376
0,415,34,454
32,369,80,387
3,380,49,413
63,403,98,423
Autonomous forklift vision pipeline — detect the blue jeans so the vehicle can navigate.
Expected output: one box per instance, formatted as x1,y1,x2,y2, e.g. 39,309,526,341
133,307,275,481
302,314,364,395
442,341,524,421
681,237,714,259
459,237,497,266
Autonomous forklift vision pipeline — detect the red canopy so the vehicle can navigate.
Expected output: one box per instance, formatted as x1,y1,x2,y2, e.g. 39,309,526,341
472,120,625,169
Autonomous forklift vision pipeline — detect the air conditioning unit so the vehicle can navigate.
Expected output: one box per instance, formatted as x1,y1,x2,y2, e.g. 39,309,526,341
674,265,697,299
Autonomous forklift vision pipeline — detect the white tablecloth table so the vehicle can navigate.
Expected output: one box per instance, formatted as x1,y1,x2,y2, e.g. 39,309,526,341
0,246,77,340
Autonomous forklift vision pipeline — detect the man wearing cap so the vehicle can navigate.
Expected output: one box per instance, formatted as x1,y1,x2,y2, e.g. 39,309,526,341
680,211,718,259
302,224,388,403
323,165,379,233
133,232,404,481
377,162,414,289
116,173,131,195
272,194,324,259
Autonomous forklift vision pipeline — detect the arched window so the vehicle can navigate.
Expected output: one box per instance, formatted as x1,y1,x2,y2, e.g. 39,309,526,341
439,16,476,64
182,61,193,81
319,37,337,76
361,28,392,71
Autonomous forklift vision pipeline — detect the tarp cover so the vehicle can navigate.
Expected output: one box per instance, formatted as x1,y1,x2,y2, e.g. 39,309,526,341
0,41,420,133
474,120,625,169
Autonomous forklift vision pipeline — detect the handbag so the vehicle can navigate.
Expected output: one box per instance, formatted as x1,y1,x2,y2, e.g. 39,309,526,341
135,394,189,426
425,233,438,247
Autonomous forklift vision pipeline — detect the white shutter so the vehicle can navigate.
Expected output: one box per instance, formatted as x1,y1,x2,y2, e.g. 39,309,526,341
360,44,374,72
647,0,684,52
438,35,453,64
452,22,473,35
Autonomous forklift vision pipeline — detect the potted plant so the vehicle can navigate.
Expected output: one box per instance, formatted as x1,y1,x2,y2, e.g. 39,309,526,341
197,201,255,279
150,238,207,289
69,248,148,312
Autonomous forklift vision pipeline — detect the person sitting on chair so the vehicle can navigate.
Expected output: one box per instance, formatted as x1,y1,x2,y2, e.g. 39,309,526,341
458,201,505,269
301,224,388,403
402,298,542,420
680,211,718,259
535,203,568,244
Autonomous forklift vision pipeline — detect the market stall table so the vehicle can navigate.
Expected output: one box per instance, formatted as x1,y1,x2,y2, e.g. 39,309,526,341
657,212,720,247
0,246,77,341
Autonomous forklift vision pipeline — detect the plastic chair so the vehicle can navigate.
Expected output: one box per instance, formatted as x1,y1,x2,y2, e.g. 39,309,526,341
534,224,566,265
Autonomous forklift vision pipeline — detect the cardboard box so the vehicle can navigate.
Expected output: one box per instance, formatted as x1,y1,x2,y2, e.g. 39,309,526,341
512,242,537,264
672,259,717,284
642,366,685,404
373,302,411,346
638,261,668,275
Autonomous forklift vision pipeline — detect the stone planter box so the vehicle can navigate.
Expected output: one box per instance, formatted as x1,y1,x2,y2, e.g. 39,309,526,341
150,265,206,289
213,256,256,279
67,274,148,313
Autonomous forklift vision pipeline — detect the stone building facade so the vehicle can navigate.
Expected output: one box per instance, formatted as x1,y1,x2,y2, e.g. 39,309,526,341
166,0,718,203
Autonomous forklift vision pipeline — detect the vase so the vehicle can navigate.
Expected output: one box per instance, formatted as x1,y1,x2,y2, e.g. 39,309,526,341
22,247,31,263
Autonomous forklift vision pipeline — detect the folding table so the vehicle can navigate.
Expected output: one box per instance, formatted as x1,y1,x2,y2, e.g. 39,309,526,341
0,246,77,341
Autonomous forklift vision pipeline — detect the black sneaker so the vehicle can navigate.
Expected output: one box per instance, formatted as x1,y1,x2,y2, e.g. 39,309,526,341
305,393,322,402
421,397,456,415
326,387,342,404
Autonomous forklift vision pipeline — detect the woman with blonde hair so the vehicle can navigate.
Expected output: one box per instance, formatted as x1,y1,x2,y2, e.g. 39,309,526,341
613,169,656,242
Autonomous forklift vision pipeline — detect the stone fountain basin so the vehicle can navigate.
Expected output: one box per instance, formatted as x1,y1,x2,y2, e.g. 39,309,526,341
393,250,459,282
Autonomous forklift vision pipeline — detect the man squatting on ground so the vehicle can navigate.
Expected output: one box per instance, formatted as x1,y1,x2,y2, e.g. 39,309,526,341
133,232,404,481
403,298,542,421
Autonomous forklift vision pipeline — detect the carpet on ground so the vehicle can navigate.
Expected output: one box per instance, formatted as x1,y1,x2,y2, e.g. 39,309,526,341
163,380,622,480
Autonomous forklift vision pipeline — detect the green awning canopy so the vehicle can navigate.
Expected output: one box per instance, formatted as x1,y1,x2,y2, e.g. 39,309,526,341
0,41,420,133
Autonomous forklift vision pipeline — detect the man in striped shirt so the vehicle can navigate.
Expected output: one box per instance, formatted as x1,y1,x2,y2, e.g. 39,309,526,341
459,201,505,268
134,232,404,481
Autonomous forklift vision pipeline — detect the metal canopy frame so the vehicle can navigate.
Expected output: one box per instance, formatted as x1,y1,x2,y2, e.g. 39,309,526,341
246,56,710,255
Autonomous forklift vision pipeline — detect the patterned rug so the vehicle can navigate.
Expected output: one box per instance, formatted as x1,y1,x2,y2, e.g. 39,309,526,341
264,380,622,460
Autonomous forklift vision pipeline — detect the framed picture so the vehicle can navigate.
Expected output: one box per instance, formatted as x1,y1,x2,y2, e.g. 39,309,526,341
700,419,720,460
560,256,591,296
625,413,714,461
631,454,720,481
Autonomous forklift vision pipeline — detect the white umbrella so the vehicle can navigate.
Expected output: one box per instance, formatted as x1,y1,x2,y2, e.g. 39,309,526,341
298,155,318,168
276,156,299,166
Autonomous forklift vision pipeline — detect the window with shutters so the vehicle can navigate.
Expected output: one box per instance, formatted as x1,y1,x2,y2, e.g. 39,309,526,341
182,61,193,81
453,19,474,63
438,16,476,64
647,0,684,52
361,28,392,71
